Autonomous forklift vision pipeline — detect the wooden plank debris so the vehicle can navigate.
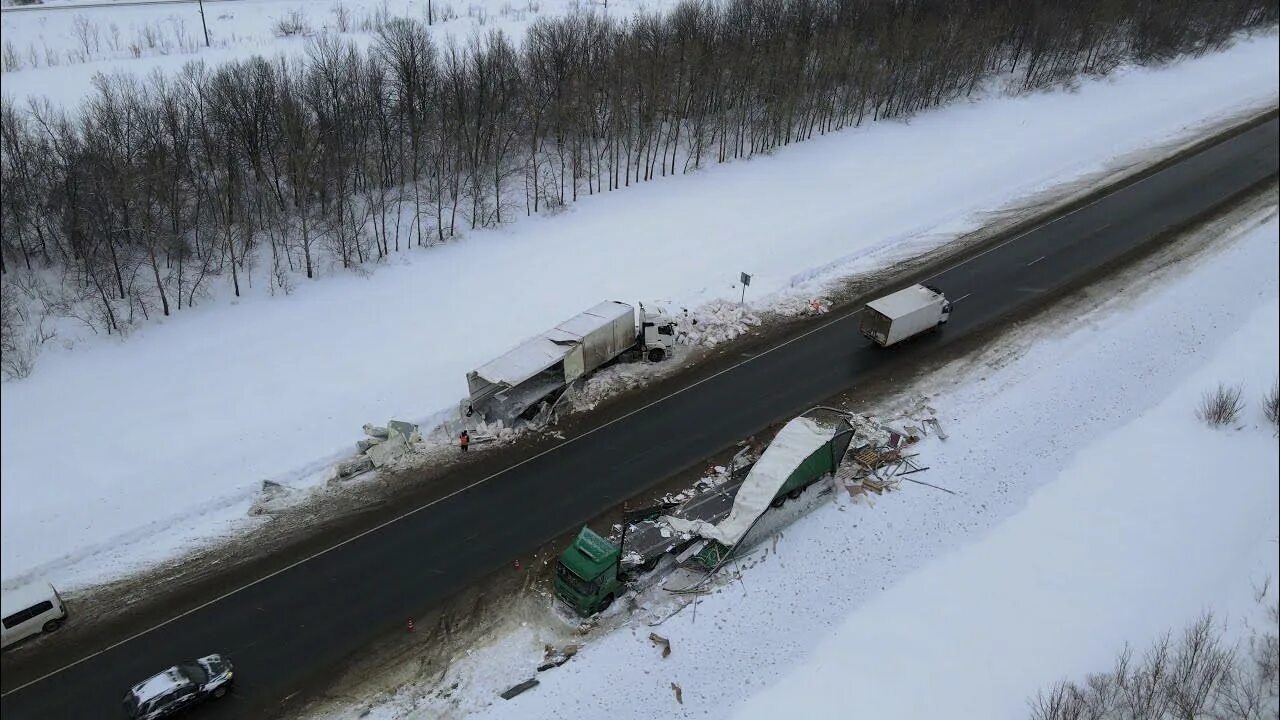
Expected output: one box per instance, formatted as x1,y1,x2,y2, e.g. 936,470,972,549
500,678,539,700
537,644,580,671
900,476,956,495
648,632,672,658
925,417,948,440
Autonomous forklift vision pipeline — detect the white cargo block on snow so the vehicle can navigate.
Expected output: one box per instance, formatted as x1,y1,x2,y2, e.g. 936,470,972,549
386,420,421,444
366,435,406,468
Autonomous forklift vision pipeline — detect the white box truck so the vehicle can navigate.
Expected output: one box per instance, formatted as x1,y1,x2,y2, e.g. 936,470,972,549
860,284,951,347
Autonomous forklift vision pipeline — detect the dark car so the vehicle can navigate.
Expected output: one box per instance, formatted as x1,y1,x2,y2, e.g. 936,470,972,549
123,654,233,719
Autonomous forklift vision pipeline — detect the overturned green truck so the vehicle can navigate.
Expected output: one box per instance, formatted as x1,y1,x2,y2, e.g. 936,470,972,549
554,410,857,617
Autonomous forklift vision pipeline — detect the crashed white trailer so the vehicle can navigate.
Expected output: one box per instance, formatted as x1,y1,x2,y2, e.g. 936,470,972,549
467,301,637,423
663,415,846,547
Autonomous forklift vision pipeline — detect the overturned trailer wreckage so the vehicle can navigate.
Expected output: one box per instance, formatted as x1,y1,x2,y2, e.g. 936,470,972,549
554,408,938,616
466,301,676,426
554,408,864,617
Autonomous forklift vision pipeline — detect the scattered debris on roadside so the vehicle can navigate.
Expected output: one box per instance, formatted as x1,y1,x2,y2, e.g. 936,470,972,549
335,455,374,481
774,294,834,317
536,644,580,672
838,411,942,500
652,463,737,509
925,417,948,440
673,299,759,346
499,678,539,700
648,632,672,658
671,682,684,704
248,480,299,516
334,419,422,480
554,406,953,620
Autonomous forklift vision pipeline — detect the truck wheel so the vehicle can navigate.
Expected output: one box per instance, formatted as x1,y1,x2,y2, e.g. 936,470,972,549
42,618,62,633
770,495,786,509
598,594,614,613
787,487,803,500
213,686,227,699
647,347,666,362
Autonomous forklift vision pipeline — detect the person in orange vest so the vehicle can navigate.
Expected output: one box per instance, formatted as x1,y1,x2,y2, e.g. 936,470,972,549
459,429,470,453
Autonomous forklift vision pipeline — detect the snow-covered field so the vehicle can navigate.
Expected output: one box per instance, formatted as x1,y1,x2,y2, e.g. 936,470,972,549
331,203,1279,720
0,30,1277,592
0,0,663,106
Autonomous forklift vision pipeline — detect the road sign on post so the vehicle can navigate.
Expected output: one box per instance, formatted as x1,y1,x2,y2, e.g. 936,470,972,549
739,272,752,305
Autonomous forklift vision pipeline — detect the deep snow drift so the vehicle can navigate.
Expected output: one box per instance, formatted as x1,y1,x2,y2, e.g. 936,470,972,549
1,35,1277,591
333,208,1278,720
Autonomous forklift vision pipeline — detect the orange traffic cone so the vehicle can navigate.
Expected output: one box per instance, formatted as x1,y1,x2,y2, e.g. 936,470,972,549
407,617,415,633
513,559,522,571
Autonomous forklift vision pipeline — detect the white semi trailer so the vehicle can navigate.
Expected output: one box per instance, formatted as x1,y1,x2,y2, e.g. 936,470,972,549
467,301,676,424
860,284,952,347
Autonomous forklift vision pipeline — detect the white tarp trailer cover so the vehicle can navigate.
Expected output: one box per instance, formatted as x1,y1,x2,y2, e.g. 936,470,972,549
663,416,839,546
467,301,636,416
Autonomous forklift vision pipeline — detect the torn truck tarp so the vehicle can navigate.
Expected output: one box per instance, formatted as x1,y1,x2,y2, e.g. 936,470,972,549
470,335,574,390
662,416,838,546
469,301,634,390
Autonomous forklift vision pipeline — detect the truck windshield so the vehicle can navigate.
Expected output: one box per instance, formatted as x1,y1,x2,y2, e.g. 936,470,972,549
178,662,208,686
555,562,599,596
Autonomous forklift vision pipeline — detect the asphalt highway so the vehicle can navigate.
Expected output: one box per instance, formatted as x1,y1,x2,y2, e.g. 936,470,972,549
2,116,1276,719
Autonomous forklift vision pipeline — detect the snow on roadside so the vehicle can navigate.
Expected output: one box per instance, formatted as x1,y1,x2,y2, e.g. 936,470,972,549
331,208,1279,719
1,35,1277,593
735,262,1280,717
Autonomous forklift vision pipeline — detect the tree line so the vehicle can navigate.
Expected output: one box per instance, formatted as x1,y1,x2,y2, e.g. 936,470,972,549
0,0,1274,360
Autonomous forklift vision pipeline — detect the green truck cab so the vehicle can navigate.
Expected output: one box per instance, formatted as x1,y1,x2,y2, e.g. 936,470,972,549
554,526,623,617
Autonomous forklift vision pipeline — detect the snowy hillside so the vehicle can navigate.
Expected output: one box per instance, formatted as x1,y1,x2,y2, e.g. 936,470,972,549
1,32,1276,592
330,199,1279,720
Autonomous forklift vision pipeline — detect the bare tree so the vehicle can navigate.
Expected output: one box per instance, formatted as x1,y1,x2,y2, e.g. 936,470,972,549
3,0,1276,365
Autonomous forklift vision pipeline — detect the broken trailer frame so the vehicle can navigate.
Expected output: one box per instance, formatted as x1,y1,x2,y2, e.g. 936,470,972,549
554,408,872,617
466,301,677,426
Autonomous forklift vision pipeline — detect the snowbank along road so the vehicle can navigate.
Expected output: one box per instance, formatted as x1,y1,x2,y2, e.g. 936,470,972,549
1,116,1276,719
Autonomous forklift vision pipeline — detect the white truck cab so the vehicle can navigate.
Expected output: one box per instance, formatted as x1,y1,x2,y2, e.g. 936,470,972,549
925,284,953,324
638,305,677,362
1,581,67,649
